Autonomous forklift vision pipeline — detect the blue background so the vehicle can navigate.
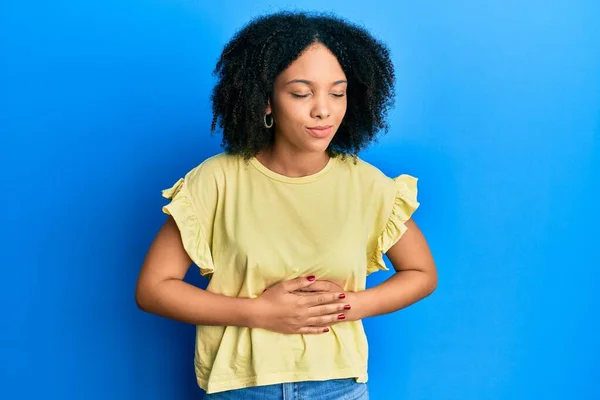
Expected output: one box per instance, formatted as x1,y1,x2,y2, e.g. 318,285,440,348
1,1,599,399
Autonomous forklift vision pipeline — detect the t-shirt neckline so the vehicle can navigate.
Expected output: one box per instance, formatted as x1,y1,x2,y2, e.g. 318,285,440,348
249,155,336,184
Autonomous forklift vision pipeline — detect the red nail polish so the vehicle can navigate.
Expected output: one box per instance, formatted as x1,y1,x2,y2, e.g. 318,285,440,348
324,328,330,332
338,314,345,320
307,275,316,282
344,304,351,310
338,293,346,299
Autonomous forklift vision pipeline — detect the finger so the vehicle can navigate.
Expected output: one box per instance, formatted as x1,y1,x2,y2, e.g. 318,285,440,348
293,291,313,296
308,303,351,318
296,281,334,293
297,280,344,293
300,292,346,307
297,326,330,334
294,291,333,297
284,276,316,292
305,312,347,327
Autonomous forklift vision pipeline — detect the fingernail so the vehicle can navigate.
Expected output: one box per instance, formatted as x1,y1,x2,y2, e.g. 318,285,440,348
307,276,316,282
324,328,330,332
338,314,345,320
338,293,346,299
344,304,351,310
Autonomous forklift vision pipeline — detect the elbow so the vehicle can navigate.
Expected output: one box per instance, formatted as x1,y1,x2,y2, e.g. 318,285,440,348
135,282,151,312
427,273,438,296
135,293,146,312
424,265,438,296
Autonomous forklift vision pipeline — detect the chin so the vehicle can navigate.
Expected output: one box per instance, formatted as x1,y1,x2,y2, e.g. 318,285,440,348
304,140,333,153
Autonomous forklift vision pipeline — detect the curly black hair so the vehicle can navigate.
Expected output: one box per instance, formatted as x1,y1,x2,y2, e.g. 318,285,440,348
210,11,396,160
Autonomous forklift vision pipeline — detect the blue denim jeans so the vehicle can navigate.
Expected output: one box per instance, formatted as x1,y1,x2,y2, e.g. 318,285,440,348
203,378,369,400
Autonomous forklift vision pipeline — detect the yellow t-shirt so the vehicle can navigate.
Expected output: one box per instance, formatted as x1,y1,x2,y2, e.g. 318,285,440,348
161,152,419,394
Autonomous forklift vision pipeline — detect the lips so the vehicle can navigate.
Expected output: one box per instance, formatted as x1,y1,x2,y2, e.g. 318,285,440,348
306,125,333,138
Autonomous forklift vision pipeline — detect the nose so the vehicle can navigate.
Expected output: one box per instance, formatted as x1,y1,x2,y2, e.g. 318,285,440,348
310,93,331,120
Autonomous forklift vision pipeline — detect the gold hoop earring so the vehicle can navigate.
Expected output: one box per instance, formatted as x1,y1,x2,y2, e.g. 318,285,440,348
264,113,274,128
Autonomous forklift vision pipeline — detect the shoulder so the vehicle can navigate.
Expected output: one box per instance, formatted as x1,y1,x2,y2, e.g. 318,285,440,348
162,152,243,205
187,152,240,176
335,155,419,209
183,152,243,187
336,155,397,192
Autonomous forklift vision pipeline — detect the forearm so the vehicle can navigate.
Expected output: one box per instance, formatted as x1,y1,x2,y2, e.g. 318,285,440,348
137,278,256,327
357,270,437,319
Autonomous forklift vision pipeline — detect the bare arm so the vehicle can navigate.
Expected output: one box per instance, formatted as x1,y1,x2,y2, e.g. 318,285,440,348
135,216,256,327
347,218,438,320
135,217,350,333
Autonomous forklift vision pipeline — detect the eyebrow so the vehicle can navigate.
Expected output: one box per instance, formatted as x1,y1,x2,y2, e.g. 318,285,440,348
285,79,348,86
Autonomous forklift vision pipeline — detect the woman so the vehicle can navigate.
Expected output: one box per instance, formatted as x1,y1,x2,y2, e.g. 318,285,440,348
135,11,437,399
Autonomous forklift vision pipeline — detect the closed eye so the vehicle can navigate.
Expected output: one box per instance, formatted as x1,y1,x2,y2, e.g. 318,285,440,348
291,93,345,98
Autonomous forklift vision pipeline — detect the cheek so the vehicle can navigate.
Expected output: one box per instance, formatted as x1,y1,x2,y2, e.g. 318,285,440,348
335,100,348,119
276,100,307,125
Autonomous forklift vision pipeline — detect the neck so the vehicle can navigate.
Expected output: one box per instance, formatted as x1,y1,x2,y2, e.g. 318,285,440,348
256,145,330,178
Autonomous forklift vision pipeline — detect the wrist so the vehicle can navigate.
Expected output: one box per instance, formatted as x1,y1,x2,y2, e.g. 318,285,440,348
349,289,373,321
244,297,264,329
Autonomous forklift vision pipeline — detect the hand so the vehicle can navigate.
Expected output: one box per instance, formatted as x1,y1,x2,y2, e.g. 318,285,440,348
251,276,352,334
294,280,363,322
294,279,345,294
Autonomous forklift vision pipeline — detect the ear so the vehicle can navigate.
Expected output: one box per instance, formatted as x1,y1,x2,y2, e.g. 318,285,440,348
265,98,272,115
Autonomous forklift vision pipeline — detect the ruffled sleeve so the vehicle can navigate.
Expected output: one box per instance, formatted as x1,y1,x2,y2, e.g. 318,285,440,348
162,178,215,277
366,174,420,275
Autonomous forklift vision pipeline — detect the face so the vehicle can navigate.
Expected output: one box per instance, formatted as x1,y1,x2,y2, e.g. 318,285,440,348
266,43,348,154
